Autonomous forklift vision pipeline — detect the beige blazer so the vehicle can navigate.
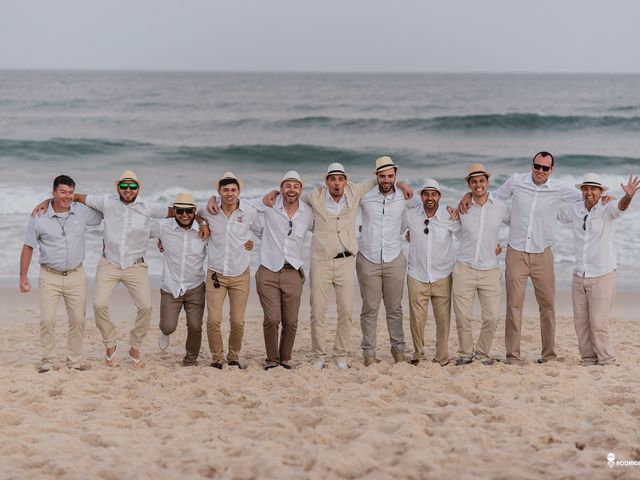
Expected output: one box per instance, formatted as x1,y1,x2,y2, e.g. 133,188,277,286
305,178,377,261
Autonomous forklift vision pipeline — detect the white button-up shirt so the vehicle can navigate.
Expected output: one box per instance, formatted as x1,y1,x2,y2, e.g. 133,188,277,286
24,202,103,271
558,201,623,278
359,186,406,264
403,204,460,283
85,194,168,269
200,199,260,277
493,172,581,253
458,194,510,270
325,190,348,253
150,218,207,298
254,197,314,272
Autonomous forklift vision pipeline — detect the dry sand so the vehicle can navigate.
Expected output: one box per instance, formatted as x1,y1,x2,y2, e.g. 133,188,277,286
1,286,639,479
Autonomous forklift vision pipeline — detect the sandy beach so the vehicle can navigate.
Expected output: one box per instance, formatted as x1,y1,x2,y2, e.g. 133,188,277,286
1,285,639,479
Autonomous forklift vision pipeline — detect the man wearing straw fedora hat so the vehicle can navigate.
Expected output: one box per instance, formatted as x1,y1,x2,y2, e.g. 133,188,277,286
453,164,510,366
200,172,261,370
150,193,207,367
254,171,314,370
403,178,460,367
357,156,409,366
557,173,639,365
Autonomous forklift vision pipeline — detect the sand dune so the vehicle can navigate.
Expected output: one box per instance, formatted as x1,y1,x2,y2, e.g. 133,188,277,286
1,287,638,479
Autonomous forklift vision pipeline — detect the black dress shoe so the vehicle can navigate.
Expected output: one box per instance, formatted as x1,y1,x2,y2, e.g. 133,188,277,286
264,362,279,370
410,359,419,366
455,357,474,366
228,360,246,370
279,362,292,370
210,362,223,369
480,359,494,366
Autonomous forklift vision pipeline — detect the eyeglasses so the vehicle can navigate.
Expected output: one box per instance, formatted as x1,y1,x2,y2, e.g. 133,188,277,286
118,182,139,190
211,272,221,288
582,214,588,231
175,208,195,215
532,163,551,172
424,219,430,235
287,220,293,236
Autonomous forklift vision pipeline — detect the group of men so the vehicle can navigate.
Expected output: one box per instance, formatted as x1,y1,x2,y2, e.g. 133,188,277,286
20,153,639,372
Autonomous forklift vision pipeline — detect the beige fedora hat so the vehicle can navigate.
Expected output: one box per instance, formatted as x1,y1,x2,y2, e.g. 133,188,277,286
464,163,491,181
116,169,140,186
375,155,398,174
575,172,609,191
420,178,441,195
172,192,196,208
281,170,304,188
216,171,243,192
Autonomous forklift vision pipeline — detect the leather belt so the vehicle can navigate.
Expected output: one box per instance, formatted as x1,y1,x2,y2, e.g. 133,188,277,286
133,257,145,265
334,251,353,259
44,264,82,276
283,263,295,269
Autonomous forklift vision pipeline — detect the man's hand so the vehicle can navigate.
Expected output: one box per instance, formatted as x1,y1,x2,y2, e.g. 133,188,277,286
601,195,615,205
207,196,219,215
495,244,503,256
244,240,254,251
263,190,279,207
199,224,210,241
397,182,413,200
458,192,472,215
446,206,459,221
157,240,164,253
32,198,51,217
621,175,640,198
19,277,31,293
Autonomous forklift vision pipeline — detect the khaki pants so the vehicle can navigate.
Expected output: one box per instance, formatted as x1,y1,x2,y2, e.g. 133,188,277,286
160,283,205,365
504,246,556,363
452,263,502,361
205,268,250,363
94,257,152,350
408,274,452,364
572,272,616,365
256,265,304,363
38,266,87,368
310,255,356,360
356,252,406,359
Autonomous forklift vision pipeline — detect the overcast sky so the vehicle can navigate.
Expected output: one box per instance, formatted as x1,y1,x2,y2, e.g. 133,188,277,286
1,0,639,73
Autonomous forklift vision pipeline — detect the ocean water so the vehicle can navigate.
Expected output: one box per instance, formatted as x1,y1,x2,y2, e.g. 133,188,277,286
1,71,639,289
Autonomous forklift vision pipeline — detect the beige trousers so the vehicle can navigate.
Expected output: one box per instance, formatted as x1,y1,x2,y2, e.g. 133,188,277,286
38,266,87,368
94,257,152,350
407,274,452,363
205,268,250,363
356,252,406,359
505,246,556,363
310,255,356,360
452,262,502,360
572,271,616,365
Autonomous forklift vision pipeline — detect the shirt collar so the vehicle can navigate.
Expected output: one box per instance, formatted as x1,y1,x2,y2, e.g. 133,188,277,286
170,218,200,232
46,202,76,218
471,192,495,206
275,195,305,214
526,173,552,190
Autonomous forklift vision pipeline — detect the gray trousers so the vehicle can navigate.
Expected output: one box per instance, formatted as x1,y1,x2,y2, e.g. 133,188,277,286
356,252,406,358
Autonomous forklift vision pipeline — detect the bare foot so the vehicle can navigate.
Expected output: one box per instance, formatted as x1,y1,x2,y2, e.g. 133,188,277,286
129,348,145,369
105,346,117,367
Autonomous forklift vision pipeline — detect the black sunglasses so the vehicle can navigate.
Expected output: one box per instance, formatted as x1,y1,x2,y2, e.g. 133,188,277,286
287,220,293,236
424,218,430,235
533,163,552,172
211,272,221,288
175,207,195,215
582,214,588,231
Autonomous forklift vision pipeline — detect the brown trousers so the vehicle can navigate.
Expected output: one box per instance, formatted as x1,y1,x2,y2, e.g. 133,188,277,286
504,246,556,363
256,265,304,363
160,283,205,365
205,268,250,363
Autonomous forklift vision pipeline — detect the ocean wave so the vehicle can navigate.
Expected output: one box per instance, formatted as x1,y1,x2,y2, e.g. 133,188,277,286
0,138,154,159
273,113,640,132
